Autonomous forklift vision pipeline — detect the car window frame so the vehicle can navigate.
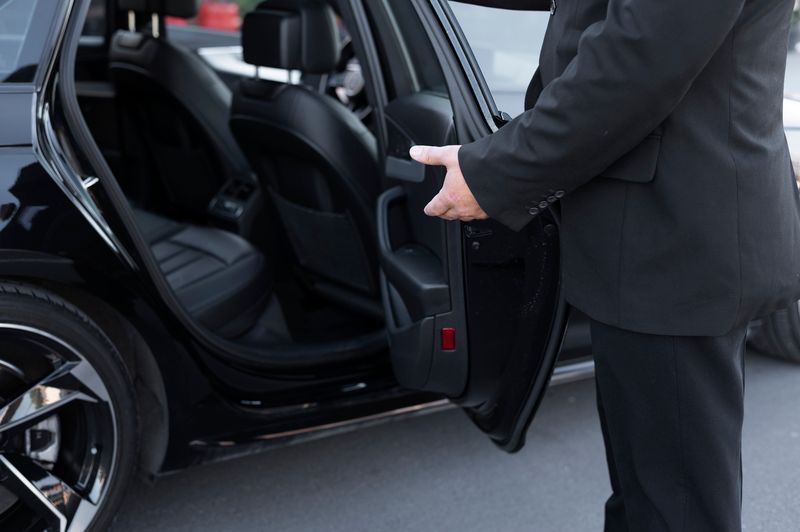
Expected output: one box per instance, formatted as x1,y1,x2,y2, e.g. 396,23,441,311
78,0,114,49
0,0,68,90
361,0,421,100
425,0,501,131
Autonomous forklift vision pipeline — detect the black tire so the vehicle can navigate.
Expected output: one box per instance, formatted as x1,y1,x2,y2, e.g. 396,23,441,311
748,301,800,363
0,282,138,531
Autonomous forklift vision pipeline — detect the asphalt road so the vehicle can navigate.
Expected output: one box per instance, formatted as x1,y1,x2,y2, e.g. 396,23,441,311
112,351,800,532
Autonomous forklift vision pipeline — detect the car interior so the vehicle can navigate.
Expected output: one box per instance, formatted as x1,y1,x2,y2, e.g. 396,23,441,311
75,0,390,367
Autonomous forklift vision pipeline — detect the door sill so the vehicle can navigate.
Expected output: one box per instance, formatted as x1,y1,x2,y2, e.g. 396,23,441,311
551,359,595,386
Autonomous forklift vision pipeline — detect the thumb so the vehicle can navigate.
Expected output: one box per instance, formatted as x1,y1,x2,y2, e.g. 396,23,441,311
424,191,449,217
410,145,447,166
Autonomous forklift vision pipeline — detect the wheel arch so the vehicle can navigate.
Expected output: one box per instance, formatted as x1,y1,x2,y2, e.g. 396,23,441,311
0,260,170,478
60,288,171,479
0,250,85,285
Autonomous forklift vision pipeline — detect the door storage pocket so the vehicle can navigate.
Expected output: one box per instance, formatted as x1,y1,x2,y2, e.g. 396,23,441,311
271,191,373,293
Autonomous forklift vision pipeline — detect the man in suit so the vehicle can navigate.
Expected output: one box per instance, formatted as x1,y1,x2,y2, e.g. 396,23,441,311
410,0,800,530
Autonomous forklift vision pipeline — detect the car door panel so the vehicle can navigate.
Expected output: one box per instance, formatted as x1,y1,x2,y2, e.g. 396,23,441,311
378,94,566,449
371,0,568,452
379,92,470,398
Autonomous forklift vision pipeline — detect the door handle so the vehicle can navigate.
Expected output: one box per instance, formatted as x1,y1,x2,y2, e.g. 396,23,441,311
377,186,405,255
385,155,426,183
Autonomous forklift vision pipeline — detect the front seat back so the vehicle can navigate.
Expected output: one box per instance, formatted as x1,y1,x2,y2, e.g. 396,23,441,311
110,0,252,215
230,0,381,303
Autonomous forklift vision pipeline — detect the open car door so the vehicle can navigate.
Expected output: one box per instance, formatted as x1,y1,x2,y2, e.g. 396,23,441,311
359,0,568,452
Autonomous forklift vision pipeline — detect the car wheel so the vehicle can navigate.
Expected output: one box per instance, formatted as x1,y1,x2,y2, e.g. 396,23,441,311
748,301,800,363
0,282,137,531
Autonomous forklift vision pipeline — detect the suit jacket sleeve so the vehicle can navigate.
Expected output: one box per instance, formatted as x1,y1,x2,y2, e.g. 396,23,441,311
451,0,551,10
458,0,746,231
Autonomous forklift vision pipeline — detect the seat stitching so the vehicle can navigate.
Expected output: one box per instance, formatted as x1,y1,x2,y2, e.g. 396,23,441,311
161,250,216,277
151,243,188,265
177,255,264,313
168,231,249,266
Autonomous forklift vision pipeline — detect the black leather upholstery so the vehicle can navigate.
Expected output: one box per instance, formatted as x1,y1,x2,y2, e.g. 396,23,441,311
134,208,270,338
242,0,339,73
109,23,252,214
231,0,381,298
118,0,199,17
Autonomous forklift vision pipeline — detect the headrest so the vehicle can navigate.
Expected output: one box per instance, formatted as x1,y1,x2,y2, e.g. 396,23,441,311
117,0,200,18
241,0,339,74
117,0,148,11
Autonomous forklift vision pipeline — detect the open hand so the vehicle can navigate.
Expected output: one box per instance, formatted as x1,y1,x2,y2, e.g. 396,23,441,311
409,145,489,221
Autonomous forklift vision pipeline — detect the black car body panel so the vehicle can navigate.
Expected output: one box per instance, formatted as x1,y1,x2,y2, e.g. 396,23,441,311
0,132,437,472
0,0,581,498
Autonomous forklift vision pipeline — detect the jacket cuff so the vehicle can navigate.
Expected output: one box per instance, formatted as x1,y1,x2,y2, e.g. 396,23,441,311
459,140,533,232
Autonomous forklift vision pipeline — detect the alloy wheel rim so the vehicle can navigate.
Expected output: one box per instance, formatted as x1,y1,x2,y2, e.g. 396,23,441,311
0,324,117,532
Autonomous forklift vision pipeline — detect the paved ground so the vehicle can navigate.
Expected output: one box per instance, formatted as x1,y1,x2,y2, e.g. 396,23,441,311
112,351,800,532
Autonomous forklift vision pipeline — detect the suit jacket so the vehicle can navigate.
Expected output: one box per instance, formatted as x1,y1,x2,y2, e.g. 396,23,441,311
458,0,800,335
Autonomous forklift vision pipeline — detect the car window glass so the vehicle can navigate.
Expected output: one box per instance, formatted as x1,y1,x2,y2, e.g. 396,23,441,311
451,1,800,117
447,2,548,117
171,1,351,88
363,0,447,100
385,0,447,95
80,0,108,45
0,0,58,84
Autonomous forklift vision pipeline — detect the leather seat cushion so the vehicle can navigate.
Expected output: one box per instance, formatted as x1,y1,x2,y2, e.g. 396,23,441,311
133,208,270,338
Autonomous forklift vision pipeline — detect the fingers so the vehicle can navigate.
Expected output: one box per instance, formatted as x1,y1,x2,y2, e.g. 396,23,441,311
410,145,443,166
414,144,484,222
409,145,456,166
424,193,476,221
424,191,450,217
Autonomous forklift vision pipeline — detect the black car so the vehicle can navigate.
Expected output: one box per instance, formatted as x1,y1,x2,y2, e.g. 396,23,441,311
0,0,793,531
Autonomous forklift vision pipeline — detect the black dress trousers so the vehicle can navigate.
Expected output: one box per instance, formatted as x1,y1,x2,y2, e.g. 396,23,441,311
590,319,748,532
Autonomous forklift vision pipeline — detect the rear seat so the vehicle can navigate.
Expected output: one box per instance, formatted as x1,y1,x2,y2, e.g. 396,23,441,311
133,208,270,338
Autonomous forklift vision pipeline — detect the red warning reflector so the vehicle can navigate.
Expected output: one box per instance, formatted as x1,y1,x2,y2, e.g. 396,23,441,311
441,327,456,350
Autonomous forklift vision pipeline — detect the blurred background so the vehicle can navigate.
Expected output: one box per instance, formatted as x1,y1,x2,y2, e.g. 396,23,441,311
126,0,800,113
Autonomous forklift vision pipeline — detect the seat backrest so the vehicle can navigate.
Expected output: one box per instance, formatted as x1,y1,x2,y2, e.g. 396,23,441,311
230,0,382,296
110,0,252,214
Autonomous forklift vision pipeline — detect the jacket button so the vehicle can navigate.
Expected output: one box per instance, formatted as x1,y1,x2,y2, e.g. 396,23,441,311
547,196,557,203
538,201,549,209
555,190,565,198
529,207,539,216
